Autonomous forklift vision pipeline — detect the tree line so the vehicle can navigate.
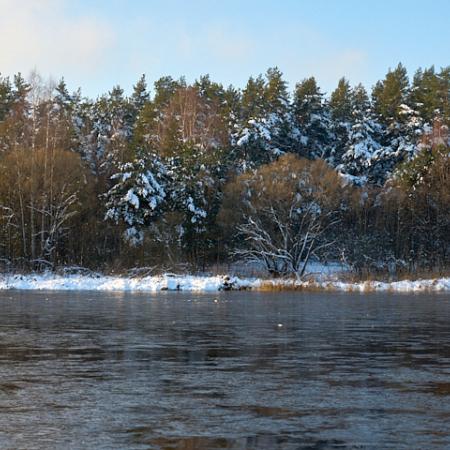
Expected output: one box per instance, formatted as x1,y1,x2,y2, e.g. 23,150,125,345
0,64,448,276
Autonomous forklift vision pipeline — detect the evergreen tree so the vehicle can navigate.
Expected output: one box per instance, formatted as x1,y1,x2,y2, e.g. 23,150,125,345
70,92,98,169
166,146,213,252
330,77,353,165
371,64,428,180
223,84,241,145
241,74,267,121
128,75,151,158
90,86,134,173
410,66,450,128
337,84,384,185
438,67,450,125
330,77,353,122
264,67,289,113
233,68,298,170
3,73,31,151
153,76,185,109
293,76,334,159
51,78,77,152
105,154,167,246
130,74,150,115
194,74,230,151
0,74,12,125
372,63,409,125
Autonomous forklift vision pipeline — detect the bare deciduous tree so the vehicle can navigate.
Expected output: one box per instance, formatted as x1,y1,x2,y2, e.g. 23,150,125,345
222,154,346,277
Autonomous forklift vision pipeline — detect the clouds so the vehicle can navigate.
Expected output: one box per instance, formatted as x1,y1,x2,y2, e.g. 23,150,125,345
0,0,372,96
0,0,115,78
1,0,435,97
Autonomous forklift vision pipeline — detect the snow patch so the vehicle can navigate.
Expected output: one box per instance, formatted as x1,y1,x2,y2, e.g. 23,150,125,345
0,273,449,293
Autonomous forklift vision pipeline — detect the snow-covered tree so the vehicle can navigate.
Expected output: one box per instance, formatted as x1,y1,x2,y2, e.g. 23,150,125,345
0,74,12,126
336,85,384,185
329,78,353,165
293,77,334,159
409,67,445,124
105,155,167,246
233,68,299,170
130,74,150,119
386,103,425,159
84,86,134,174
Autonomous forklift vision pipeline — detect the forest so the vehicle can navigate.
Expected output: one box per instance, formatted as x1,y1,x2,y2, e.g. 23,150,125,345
0,64,448,278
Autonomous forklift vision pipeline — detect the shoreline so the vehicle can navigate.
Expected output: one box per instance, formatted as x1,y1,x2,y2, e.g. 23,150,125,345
0,273,449,293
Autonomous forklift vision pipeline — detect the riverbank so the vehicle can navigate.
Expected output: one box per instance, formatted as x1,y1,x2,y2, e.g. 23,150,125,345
0,273,449,293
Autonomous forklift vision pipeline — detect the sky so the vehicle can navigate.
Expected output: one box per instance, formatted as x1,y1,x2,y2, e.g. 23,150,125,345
1,0,449,98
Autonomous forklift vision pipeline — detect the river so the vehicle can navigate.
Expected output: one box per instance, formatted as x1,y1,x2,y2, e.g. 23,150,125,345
0,290,449,449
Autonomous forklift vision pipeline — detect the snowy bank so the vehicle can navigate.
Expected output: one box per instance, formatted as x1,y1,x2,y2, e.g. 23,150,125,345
0,273,449,293
0,273,243,292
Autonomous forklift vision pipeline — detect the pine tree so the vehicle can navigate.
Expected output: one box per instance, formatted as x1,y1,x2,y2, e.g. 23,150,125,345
265,67,289,113
130,74,150,116
233,68,298,170
70,91,99,169
372,63,409,125
3,73,31,151
438,67,450,126
241,74,267,121
233,74,270,169
132,103,159,155
0,74,12,125
330,77,353,165
223,84,241,145
371,64,429,180
51,78,77,152
127,74,151,159
293,76,334,159
410,66,450,130
154,76,185,109
330,77,353,122
89,86,134,174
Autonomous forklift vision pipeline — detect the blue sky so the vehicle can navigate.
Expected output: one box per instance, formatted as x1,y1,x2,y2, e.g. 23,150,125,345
1,0,449,97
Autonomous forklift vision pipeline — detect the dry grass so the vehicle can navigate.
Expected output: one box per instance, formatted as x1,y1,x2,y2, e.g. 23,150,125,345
257,280,337,292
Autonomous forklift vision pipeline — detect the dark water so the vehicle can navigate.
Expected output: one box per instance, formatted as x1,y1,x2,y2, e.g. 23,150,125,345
0,291,450,449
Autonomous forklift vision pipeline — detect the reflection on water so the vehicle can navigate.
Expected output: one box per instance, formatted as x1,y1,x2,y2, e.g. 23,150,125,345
0,290,449,449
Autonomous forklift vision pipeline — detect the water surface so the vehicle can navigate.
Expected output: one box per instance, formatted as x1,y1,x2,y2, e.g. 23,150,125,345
0,290,449,449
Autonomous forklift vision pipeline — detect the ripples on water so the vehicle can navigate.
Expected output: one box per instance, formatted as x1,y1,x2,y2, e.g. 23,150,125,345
0,290,449,449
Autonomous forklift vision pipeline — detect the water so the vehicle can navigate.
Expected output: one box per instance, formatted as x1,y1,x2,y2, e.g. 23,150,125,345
0,290,449,449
